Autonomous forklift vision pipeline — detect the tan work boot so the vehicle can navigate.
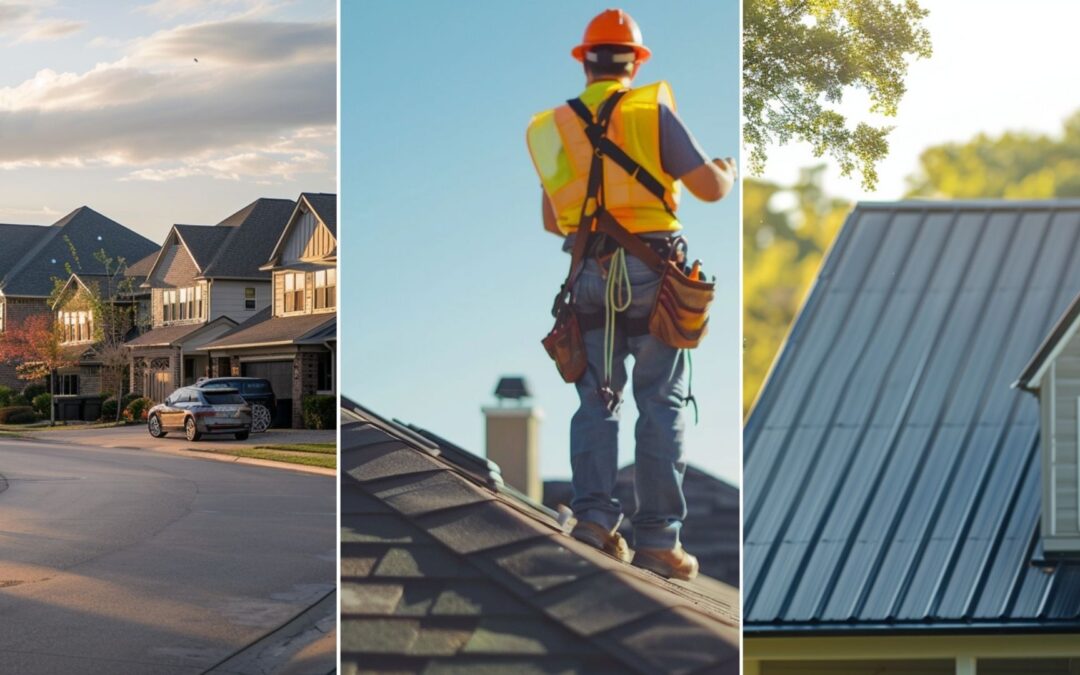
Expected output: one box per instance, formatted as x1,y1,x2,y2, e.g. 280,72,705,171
570,520,631,562
632,544,699,581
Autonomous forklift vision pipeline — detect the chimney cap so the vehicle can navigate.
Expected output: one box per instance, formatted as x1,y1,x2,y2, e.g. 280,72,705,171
494,376,531,402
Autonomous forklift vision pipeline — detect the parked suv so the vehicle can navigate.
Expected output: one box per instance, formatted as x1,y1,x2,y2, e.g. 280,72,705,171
195,377,277,432
147,386,253,441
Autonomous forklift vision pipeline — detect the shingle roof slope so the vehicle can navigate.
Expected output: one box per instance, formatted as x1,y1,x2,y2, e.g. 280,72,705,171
200,198,295,279
744,201,1080,633
302,192,336,235
0,223,50,278
545,465,740,588
174,224,231,271
0,207,158,297
201,308,335,349
124,250,159,280
342,399,739,674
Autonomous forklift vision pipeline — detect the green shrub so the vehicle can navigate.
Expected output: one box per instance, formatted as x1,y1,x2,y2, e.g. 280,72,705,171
123,397,153,422
0,385,14,407
101,397,118,421
32,393,52,416
301,394,336,430
22,383,46,400
9,394,29,407
0,406,38,424
120,392,140,409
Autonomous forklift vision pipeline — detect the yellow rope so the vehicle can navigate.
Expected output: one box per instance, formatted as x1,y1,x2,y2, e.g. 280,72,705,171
603,248,632,387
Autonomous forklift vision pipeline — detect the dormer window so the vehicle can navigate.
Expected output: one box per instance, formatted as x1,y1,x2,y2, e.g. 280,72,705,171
314,269,336,310
59,310,93,343
284,272,306,313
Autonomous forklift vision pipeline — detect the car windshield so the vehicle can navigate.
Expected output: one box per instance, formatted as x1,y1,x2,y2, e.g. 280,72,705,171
203,392,245,405
242,381,271,394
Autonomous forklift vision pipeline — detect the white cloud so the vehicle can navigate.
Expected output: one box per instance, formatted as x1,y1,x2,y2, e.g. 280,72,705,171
135,0,269,21
0,2,85,42
0,17,335,183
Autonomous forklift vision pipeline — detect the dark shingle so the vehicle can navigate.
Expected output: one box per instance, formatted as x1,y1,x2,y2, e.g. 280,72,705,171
744,201,1080,632
341,400,739,673
1,207,158,297
201,198,295,279
303,192,337,235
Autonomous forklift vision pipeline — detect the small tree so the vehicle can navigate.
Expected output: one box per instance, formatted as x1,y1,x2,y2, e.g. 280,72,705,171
97,341,130,424
0,315,76,425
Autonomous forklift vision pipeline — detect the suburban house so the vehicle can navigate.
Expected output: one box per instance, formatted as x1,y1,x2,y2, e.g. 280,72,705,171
341,396,740,673
125,197,295,402
0,207,158,390
200,193,337,428
744,202,1080,674
49,271,143,419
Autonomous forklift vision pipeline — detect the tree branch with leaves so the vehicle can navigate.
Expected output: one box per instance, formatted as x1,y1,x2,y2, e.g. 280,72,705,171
744,0,932,190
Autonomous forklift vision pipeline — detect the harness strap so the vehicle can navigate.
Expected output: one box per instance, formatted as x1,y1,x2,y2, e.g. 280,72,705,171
565,97,675,218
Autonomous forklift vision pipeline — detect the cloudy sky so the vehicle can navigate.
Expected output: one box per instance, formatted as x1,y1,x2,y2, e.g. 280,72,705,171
0,0,335,242
757,0,1080,201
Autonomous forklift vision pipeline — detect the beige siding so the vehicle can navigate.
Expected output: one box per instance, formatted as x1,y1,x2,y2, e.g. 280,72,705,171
149,241,199,288
209,280,270,323
281,210,335,266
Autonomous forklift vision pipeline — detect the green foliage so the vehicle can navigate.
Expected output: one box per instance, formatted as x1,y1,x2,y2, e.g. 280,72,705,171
743,167,850,415
123,397,153,422
301,394,336,430
9,394,29,407
907,111,1080,199
32,393,52,417
101,397,118,422
743,0,932,189
22,382,46,400
0,406,39,424
0,385,13,407
121,392,140,409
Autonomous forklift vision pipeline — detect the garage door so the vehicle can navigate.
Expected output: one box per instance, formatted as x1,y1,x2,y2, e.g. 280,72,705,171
240,360,292,398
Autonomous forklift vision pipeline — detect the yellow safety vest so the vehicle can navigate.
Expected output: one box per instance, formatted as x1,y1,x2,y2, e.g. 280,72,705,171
526,80,682,236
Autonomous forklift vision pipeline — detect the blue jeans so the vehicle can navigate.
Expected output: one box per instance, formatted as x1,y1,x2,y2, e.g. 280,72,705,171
569,253,688,550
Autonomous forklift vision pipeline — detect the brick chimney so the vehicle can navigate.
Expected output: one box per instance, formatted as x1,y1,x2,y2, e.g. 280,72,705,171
483,376,542,501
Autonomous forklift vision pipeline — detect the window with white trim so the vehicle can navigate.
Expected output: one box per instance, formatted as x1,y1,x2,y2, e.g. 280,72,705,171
314,269,336,310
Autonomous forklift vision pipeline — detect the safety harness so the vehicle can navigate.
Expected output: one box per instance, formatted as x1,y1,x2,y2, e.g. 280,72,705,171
558,88,697,420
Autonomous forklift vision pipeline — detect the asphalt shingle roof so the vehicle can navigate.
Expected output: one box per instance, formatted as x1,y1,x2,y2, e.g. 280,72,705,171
744,201,1080,634
0,223,51,279
0,207,158,298
302,192,336,235
125,321,225,348
174,224,232,272
545,466,740,589
200,198,296,279
200,307,335,349
342,399,740,674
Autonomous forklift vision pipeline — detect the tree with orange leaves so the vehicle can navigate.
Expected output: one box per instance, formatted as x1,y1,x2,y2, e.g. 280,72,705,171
0,314,76,426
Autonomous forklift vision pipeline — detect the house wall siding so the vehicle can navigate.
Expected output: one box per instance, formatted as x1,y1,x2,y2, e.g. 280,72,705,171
1049,335,1080,545
209,280,270,323
280,210,334,265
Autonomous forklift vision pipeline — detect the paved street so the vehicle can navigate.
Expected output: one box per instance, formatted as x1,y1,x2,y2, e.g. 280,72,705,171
0,436,336,674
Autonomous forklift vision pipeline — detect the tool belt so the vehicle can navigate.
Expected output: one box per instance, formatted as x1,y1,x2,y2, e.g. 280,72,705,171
542,89,715,384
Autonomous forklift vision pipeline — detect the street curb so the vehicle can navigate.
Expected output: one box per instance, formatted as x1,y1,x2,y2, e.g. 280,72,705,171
2,435,335,477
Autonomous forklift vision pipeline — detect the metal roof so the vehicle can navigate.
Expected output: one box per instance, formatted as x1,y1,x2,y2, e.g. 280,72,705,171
744,201,1080,634
341,397,740,673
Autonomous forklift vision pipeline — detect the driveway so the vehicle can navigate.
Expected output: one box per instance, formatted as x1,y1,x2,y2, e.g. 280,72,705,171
0,436,336,674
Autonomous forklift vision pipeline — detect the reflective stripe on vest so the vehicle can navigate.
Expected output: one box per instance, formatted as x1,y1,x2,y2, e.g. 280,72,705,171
526,80,681,235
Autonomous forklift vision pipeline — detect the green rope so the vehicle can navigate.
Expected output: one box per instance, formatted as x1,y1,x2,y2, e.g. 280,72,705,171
603,248,632,388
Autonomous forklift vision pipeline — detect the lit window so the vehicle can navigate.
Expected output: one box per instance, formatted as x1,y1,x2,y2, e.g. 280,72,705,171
284,272,305,313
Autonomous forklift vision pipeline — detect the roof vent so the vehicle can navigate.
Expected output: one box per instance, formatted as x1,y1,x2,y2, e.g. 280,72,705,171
494,375,531,404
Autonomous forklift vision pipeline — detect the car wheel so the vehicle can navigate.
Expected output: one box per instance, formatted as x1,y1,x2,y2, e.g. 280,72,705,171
185,417,201,442
148,414,167,438
235,431,250,441
251,404,271,433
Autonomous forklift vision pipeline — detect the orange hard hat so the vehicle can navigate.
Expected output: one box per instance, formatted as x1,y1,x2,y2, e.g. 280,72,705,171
571,9,652,64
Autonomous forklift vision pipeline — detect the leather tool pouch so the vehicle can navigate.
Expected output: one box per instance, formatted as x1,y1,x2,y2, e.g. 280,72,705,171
649,260,714,349
542,298,588,383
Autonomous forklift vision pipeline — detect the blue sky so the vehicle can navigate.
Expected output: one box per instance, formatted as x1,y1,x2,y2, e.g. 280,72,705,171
342,1,741,485
0,0,336,241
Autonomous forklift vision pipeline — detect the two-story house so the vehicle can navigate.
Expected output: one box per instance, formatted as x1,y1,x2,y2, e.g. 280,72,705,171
126,197,296,402
201,193,336,428
0,207,158,390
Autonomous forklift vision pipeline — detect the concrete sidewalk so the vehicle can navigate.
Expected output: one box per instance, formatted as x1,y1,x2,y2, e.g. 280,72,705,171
23,425,337,475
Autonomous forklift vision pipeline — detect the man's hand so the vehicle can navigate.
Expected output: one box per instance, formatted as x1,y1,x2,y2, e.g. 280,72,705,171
681,156,737,202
